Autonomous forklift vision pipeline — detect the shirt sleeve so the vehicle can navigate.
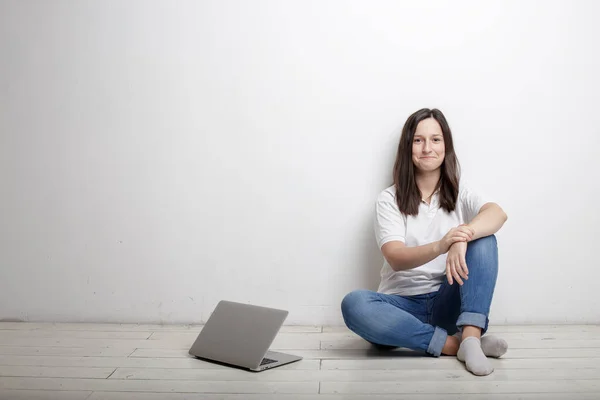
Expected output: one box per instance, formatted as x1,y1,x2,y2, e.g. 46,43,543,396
459,184,491,223
374,190,406,249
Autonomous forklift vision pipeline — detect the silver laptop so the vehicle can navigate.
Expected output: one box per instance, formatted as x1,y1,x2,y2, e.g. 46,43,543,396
188,300,303,372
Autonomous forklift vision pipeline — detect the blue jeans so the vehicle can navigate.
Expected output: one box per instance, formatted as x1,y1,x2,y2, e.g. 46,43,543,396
341,235,499,357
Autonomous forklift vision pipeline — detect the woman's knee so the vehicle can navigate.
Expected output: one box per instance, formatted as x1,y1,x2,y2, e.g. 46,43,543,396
341,289,376,320
340,290,397,344
466,234,498,258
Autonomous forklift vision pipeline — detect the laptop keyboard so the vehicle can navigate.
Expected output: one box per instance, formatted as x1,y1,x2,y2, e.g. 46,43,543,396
260,357,278,366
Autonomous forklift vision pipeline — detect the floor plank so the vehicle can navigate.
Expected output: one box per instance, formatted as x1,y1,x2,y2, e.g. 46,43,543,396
107,367,600,381
0,330,152,340
130,347,600,359
86,394,600,400
0,323,321,333
0,377,319,394
320,379,600,394
0,366,114,378
0,390,92,400
0,355,320,370
0,347,134,357
295,348,600,359
322,357,600,370
0,335,319,350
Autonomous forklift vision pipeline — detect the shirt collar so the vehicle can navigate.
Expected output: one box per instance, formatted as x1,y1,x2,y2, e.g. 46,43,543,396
421,188,440,206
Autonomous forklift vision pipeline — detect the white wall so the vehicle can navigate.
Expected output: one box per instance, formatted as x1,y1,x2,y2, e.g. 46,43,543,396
1,0,599,325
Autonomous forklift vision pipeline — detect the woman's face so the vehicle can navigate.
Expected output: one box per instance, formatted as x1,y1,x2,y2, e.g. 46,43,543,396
412,118,445,173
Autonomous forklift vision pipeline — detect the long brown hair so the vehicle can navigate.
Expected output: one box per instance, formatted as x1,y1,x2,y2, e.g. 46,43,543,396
393,108,460,216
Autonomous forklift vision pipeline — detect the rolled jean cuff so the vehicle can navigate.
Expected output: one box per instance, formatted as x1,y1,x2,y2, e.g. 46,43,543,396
456,312,488,334
427,326,448,357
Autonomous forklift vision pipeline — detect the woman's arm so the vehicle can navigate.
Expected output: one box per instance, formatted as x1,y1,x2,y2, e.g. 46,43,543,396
382,241,441,272
382,225,474,271
466,203,508,241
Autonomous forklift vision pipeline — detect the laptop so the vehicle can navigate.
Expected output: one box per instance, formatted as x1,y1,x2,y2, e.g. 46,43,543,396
188,300,303,372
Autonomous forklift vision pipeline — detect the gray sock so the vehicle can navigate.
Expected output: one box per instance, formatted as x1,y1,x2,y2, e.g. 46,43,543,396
453,332,508,358
456,336,494,376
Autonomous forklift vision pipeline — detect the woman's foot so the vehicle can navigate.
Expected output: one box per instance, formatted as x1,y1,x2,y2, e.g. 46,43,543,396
442,333,508,358
457,336,494,376
454,332,508,358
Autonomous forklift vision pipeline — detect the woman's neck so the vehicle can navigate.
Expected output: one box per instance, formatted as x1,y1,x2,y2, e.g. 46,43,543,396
415,170,441,198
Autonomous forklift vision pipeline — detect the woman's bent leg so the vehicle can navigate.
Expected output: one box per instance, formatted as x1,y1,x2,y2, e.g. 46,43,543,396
457,235,499,334
341,289,448,357
430,235,500,375
430,235,500,336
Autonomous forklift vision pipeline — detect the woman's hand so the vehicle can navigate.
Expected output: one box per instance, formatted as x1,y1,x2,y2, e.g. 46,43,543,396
436,224,475,255
446,240,468,285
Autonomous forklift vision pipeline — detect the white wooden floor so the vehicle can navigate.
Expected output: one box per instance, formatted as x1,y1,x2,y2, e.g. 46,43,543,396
0,323,599,400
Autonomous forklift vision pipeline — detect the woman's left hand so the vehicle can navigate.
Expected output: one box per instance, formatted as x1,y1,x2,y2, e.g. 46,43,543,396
446,241,468,285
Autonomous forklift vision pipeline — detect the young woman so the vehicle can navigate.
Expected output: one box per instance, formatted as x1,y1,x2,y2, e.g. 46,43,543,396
341,108,508,376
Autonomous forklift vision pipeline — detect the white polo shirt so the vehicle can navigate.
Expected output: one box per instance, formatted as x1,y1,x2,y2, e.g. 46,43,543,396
374,182,490,296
